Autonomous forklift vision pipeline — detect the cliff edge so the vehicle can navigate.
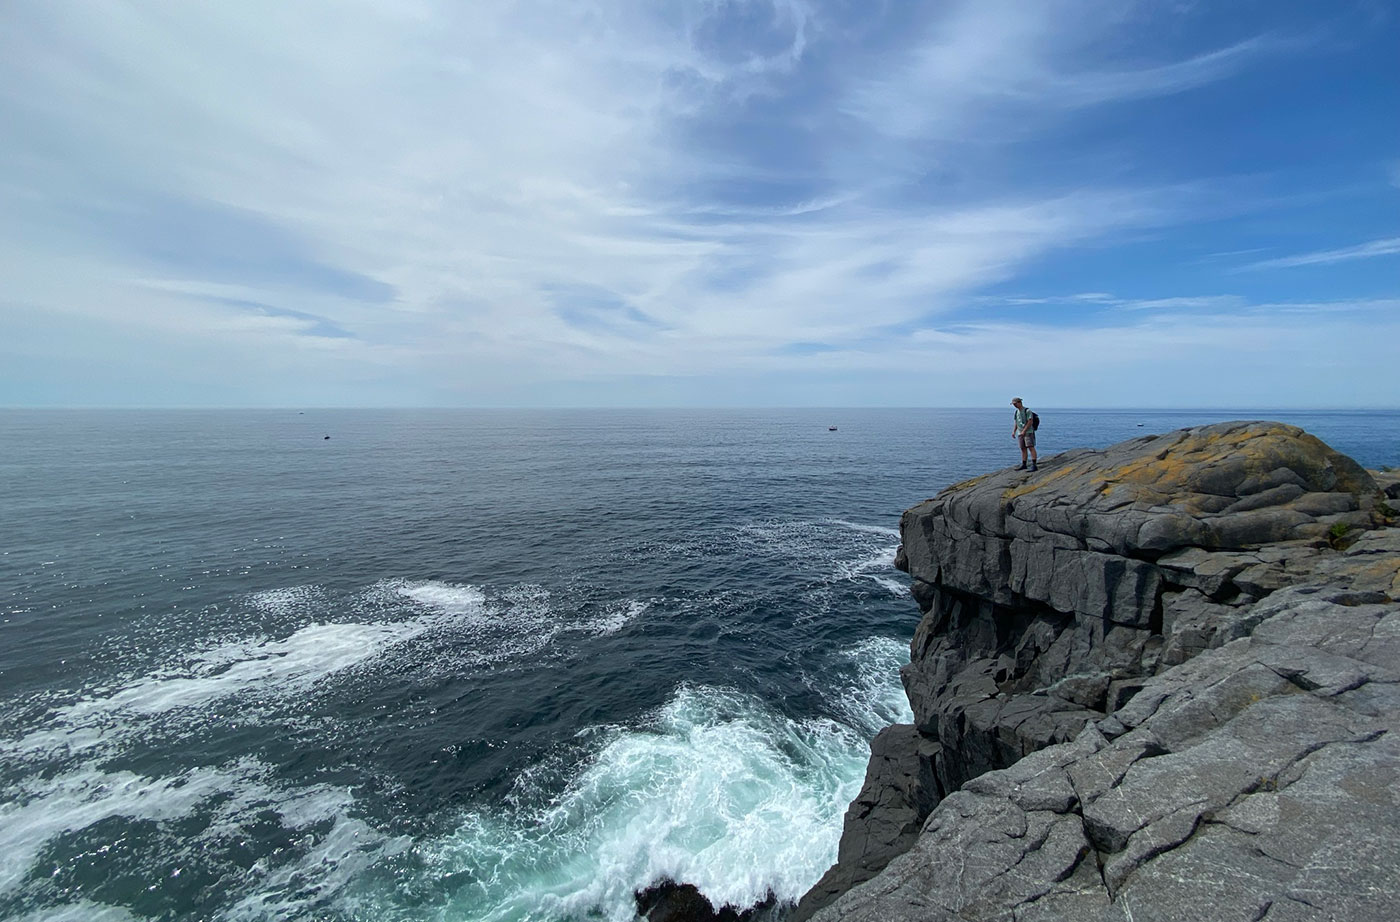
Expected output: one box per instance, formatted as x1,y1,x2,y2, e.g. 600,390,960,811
798,421,1400,922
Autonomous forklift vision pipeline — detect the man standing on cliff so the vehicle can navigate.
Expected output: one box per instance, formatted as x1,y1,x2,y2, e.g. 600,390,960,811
1011,397,1037,471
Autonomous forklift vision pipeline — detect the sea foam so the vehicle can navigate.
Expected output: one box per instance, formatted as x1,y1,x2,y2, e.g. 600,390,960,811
341,637,911,922
0,756,403,912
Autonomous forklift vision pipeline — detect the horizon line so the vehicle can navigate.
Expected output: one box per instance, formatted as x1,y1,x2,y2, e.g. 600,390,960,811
2,405,1397,413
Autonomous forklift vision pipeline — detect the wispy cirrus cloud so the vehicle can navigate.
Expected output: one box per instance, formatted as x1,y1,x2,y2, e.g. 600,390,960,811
0,0,1392,406
759,295,1399,407
993,293,1246,312
1239,237,1400,271
841,1,1287,142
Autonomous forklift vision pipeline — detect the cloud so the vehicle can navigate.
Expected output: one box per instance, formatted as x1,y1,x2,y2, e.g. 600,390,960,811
1239,237,1400,270
76,194,397,302
1043,36,1281,105
993,293,1244,312
0,0,1378,406
755,296,1400,408
842,1,1281,141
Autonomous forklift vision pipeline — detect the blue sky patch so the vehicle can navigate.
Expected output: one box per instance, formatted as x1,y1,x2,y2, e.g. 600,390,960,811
0,0,1395,407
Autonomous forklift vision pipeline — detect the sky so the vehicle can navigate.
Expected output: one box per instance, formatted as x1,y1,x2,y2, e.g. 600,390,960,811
1,0,1396,408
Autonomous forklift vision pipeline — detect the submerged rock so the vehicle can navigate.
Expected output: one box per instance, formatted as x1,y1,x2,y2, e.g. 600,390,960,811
635,880,783,922
800,421,1400,922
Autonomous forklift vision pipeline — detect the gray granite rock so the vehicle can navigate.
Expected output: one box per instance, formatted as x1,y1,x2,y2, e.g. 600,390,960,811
899,422,1382,616
802,424,1400,922
810,589,1400,922
790,725,942,922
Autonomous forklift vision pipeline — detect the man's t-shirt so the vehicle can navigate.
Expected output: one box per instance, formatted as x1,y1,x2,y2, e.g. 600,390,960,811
1014,407,1031,431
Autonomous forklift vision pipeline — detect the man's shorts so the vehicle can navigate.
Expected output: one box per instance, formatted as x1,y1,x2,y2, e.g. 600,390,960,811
1018,430,1036,450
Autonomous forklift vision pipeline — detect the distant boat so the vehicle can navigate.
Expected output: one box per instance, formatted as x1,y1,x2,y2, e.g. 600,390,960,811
324,435,330,440
828,426,838,431
1136,423,1144,427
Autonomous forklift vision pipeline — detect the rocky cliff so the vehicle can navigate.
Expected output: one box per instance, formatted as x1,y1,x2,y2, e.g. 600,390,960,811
797,421,1400,922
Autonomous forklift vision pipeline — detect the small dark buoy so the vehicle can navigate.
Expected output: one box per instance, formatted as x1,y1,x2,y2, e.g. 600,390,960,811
324,435,330,440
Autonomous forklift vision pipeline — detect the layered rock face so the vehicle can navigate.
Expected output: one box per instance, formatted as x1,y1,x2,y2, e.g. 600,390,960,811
799,422,1400,922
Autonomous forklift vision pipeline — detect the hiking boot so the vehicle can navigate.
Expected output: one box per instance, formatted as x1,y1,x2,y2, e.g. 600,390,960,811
1015,463,1027,470
1029,462,1038,471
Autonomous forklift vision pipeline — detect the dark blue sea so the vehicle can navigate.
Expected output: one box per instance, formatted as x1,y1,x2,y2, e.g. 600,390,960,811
2,408,1395,922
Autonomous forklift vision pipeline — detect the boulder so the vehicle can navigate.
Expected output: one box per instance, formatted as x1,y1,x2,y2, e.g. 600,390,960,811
635,881,782,922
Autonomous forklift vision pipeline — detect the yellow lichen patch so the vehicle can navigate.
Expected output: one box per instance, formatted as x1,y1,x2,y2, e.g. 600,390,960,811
1001,463,1082,501
1325,554,1400,594
1356,556,1400,594
1101,431,1228,487
1097,425,1305,499
948,472,993,493
1098,453,1200,497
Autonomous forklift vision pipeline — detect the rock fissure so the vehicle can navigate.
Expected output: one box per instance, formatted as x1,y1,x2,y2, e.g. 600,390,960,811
799,422,1400,922
1101,806,1207,896
1253,843,1306,872
1279,893,1321,912
1201,814,1262,839
1261,659,1370,697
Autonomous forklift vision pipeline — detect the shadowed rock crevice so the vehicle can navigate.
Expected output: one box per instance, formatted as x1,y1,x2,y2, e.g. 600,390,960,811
798,422,1400,922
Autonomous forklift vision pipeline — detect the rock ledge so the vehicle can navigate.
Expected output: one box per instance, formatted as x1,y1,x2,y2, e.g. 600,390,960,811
799,422,1399,922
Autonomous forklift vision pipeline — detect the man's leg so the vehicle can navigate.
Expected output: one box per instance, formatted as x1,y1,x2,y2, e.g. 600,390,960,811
1028,434,1038,471
1017,434,1028,469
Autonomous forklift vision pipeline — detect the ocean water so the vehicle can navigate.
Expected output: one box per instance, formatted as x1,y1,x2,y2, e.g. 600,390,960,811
1,408,1395,922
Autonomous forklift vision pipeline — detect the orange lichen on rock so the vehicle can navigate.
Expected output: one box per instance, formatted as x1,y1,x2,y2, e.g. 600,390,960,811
1097,425,1284,495
945,472,993,494
1001,463,1080,501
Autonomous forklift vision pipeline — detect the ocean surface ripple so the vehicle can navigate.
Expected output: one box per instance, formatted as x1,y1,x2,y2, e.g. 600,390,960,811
1,408,1392,921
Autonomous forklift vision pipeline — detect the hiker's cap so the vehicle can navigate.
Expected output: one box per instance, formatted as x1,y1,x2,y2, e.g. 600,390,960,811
1011,397,1022,404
